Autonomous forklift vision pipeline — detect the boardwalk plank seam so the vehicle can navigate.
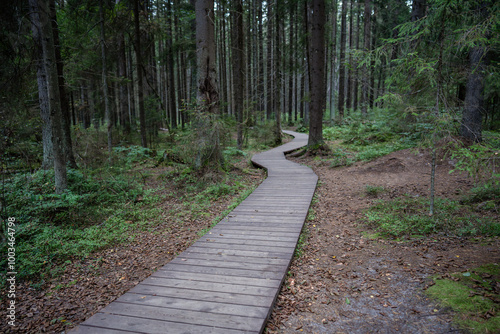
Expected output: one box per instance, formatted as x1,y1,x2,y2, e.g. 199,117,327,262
72,130,318,334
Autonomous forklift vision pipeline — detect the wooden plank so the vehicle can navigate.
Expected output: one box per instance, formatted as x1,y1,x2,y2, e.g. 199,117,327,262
157,263,284,280
101,302,263,332
129,284,275,307
192,241,296,254
150,270,281,288
169,256,289,271
78,313,253,334
173,252,290,266
185,246,293,258
141,277,279,296
205,229,300,238
114,294,269,318
72,327,141,334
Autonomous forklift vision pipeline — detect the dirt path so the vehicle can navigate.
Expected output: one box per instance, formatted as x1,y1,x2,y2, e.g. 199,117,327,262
266,149,500,333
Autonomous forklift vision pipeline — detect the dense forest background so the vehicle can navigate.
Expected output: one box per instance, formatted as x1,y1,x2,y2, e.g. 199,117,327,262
0,1,499,332
1,0,499,287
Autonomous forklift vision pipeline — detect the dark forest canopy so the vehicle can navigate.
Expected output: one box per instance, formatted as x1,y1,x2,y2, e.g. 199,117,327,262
0,0,499,186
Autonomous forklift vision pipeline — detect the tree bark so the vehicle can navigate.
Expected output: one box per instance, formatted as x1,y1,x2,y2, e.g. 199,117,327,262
134,0,147,148
274,0,282,145
232,0,245,149
50,0,77,169
361,0,370,115
460,46,487,142
307,0,326,149
29,1,53,170
32,0,67,193
337,0,347,118
195,0,223,168
165,0,177,128
99,0,113,155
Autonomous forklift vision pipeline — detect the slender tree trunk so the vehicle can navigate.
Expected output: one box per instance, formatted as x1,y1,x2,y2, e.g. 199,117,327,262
460,46,487,143
353,0,360,111
361,0,370,115
49,0,77,169
99,0,112,155
274,0,282,145
134,0,147,148
337,0,347,118
287,0,295,125
32,0,67,193
346,0,354,111
232,0,244,149
30,3,53,170
266,2,273,120
308,0,326,149
329,0,338,122
166,0,177,128
117,31,130,134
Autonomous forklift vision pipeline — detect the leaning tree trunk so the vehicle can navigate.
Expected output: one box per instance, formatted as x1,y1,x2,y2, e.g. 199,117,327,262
307,0,326,149
32,0,67,193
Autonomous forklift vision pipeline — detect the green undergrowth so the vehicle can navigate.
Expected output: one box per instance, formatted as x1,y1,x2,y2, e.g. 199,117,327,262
365,195,500,238
0,126,270,287
0,167,161,282
321,110,420,166
426,264,500,333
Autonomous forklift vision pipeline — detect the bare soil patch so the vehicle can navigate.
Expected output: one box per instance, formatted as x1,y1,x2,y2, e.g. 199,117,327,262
266,148,499,333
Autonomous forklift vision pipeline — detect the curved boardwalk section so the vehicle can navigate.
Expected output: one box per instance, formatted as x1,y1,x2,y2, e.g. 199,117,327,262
72,130,318,334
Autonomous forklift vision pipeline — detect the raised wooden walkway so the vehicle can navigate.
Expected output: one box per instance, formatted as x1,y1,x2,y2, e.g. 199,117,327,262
72,130,318,334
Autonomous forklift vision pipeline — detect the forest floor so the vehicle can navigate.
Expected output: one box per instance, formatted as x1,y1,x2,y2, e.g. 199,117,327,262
2,142,498,334
265,148,500,334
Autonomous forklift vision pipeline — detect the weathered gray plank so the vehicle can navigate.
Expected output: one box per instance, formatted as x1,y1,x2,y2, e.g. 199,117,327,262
129,284,275,307
79,313,254,334
150,270,281,288
101,302,264,332
141,277,278,296
157,263,284,280
113,294,269,318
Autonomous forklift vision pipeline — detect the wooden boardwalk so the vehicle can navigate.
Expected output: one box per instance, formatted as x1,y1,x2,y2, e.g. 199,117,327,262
72,130,318,334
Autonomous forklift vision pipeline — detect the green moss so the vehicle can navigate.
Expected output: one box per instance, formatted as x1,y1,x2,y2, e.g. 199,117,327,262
426,264,500,333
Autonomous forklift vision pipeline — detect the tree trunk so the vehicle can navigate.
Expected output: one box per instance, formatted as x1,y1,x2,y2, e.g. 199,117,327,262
195,0,222,168
166,0,177,128
32,0,67,193
307,0,326,149
117,31,130,134
266,2,273,121
460,46,487,143
274,0,282,145
337,0,347,118
346,0,354,111
353,0,360,111
232,0,244,149
50,0,77,169
29,1,53,170
99,0,113,155
361,0,370,115
134,0,147,148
